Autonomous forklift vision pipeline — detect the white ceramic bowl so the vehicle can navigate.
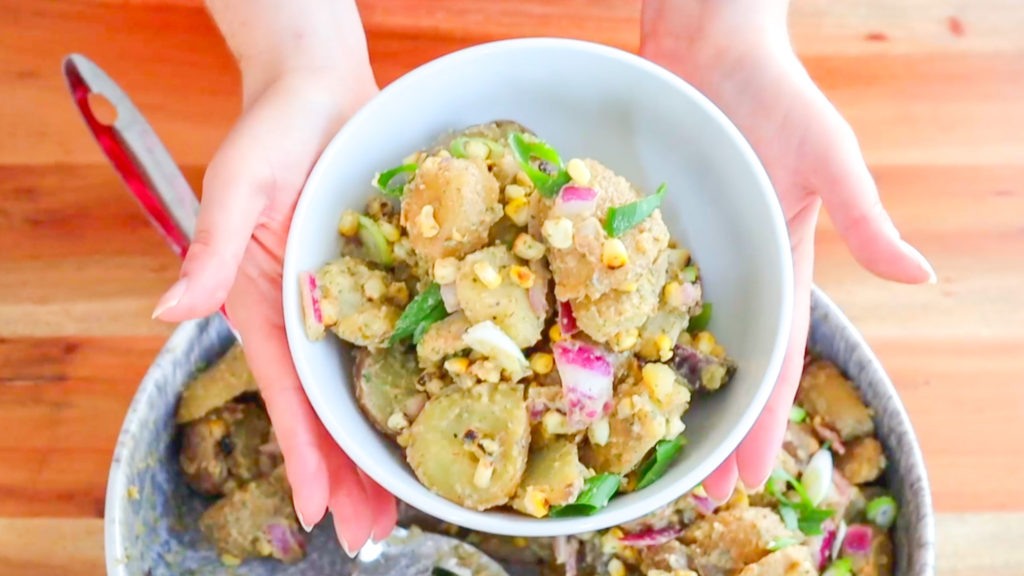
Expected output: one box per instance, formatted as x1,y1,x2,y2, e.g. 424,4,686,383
282,38,794,537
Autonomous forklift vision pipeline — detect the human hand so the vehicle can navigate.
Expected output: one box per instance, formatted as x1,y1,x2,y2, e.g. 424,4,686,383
640,0,935,502
150,58,395,554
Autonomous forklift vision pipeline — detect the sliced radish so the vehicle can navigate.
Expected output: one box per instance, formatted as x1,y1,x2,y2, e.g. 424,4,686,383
299,271,326,341
462,320,529,380
440,282,461,313
558,300,578,336
554,186,597,217
553,340,613,427
618,527,682,547
842,524,874,555
817,519,838,570
801,448,833,506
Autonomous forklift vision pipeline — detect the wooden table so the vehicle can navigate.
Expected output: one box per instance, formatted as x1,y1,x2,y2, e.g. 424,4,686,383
1,0,1022,573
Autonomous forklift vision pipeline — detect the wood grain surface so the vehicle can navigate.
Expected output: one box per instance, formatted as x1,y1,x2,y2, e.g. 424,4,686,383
1,0,1022,573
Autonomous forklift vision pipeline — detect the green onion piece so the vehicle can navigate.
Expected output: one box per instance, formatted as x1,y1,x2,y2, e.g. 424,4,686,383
357,216,393,267
822,558,854,576
548,473,621,517
412,305,448,345
375,163,418,197
767,536,800,551
687,302,713,333
431,569,460,576
507,132,571,198
680,265,699,283
779,505,800,531
821,440,833,452
866,495,899,529
389,283,446,346
789,405,808,423
635,437,687,490
604,183,667,237
450,136,502,159
768,468,834,536
796,506,835,535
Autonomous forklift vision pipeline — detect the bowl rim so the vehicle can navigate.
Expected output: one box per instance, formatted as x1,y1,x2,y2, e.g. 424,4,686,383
280,36,794,536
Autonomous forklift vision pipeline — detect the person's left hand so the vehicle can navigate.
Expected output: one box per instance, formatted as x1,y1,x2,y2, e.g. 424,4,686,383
640,0,935,502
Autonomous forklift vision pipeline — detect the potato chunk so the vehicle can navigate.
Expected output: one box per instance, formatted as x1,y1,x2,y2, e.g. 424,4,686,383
510,438,586,517
571,247,667,343
837,437,887,485
400,155,502,262
316,256,401,348
416,311,471,368
682,507,796,576
797,360,874,441
736,545,817,576
176,344,257,423
353,347,427,436
456,245,545,348
581,385,666,475
406,384,530,510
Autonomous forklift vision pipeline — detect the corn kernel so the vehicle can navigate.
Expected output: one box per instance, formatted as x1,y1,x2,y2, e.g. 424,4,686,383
425,378,446,396
611,328,639,352
451,228,465,241
470,359,502,383
601,528,624,554
512,537,529,547
513,233,546,261
678,331,693,346
504,184,528,202
521,487,550,518
386,411,410,431
417,205,440,238
663,281,684,308
378,220,401,243
642,362,676,403
694,331,716,355
542,217,574,249
541,410,570,435
220,554,243,567
666,415,686,440
549,324,562,343
617,281,638,293
602,238,629,269
479,437,500,456
588,417,610,446
437,149,452,158
473,260,503,289
655,333,673,355
444,356,470,375
363,276,386,301
338,210,360,237
464,139,490,160
474,458,495,488
620,547,639,563
607,558,627,576
505,196,530,227
510,264,535,289
567,158,592,186
659,347,674,362
387,282,410,306
530,352,554,375
515,171,534,188
616,396,635,418
433,257,460,285
711,344,727,359
367,196,394,219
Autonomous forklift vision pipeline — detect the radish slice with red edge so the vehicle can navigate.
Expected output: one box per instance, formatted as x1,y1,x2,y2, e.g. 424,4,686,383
558,301,578,336
842,524,874,555
553,340,613,427
554,185,597,217
299,271,326,340
617,527,682,547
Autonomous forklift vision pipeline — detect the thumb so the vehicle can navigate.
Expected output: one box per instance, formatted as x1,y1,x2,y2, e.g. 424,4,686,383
811,111,936,285
151,136,270,322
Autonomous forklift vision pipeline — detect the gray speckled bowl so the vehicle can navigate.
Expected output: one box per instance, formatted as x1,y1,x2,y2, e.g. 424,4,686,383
104,287,935,575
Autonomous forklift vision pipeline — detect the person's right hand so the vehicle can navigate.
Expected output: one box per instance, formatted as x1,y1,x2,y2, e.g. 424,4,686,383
151,51,395,555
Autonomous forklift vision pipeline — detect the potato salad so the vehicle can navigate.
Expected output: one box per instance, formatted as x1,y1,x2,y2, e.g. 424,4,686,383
299,121,737,518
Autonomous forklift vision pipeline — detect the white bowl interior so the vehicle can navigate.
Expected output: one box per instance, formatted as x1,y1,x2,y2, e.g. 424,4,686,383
283,38,792,536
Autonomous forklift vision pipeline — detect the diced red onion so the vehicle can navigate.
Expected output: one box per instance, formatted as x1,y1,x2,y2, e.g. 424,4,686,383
691,494,717,516
554,186,597,217
553,340,613,427
817,519,838,570
529,280,548,316
440,283,460,313
558,301,578,336
618,527,682,547
842,524,874,555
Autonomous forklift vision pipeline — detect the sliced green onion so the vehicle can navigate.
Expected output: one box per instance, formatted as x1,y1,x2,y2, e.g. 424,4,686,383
357,216,393,267
432,569,460,576
767,536,800,551
635,437,687,490
822,558,853,576
450,136,502,159
779,505,799,531
375,163,418,197
866,495,898,529
687,302,713,333
796,506,834,535
548,473,621,517
604,183,667,237
768,468,834,536
412,305,448,345
389,283,446,346
789,405,808,423
680,265,699,283
507,132,571,198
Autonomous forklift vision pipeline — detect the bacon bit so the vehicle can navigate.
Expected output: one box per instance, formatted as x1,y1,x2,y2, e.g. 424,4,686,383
948,16,965,37
864,32,889,42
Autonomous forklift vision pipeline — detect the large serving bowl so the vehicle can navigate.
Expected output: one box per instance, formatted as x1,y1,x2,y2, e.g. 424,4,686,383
281,37,793,537
104,288,934,575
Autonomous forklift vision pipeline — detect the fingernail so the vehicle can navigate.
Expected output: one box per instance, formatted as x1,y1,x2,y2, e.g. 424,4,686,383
295,507,314,533
152,277,188,319
898,240,937,284
339,533,359,559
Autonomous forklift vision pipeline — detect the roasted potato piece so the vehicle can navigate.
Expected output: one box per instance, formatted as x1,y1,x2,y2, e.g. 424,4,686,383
456,245,545,348
637,249,702,359
406,384,530,510
400,155,502,262
782,421,821,470
180,401,279,496
798,360,874,441
199,466,306,564
849,526,894,576
354,347,427,436
176,344,257,423
582,385,666,475
639,540,694,574
682,507,796,576
571,252,667,343
736,545,817,576
416,311,471,368
671,342,737,391
316,256,401,348
511,438,586,517
838,437,887,485
435,120,533,186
